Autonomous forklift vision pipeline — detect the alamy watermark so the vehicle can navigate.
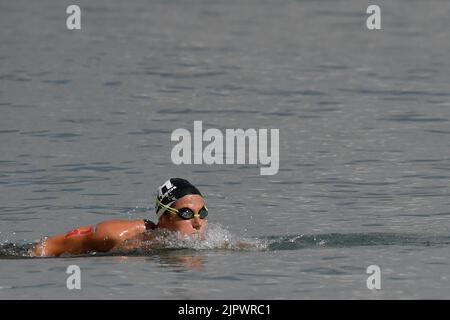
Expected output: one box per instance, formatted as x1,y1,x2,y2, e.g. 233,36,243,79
66,5,81,30
366,265,381,290
366,5,381,30
66,265,81,290
170,121,279,175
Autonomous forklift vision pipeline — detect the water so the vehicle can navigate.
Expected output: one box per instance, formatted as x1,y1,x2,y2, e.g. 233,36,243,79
1,0,450,299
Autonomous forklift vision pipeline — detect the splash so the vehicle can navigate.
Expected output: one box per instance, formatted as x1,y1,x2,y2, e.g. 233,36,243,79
0,242,34,259
124,223,267,253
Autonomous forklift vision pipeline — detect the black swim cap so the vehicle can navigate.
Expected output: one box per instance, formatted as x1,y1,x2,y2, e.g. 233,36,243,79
155,178,202,218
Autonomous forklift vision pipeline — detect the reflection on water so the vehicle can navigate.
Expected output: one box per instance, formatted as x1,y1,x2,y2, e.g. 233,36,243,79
158,253,205,270
106,253,205,270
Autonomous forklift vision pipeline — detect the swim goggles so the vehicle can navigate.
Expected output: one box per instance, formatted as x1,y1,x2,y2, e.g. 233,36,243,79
156,199,208,220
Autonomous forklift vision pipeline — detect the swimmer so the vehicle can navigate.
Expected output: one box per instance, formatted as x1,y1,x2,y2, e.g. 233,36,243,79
31,178,208,257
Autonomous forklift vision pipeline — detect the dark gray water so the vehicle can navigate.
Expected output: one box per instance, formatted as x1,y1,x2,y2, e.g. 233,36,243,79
1,0,450,299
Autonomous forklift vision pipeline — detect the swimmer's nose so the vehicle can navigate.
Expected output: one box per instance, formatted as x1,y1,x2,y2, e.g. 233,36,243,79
191,217,201,230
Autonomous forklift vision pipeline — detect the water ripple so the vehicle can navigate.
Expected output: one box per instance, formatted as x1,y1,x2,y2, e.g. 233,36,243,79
339,88,450,97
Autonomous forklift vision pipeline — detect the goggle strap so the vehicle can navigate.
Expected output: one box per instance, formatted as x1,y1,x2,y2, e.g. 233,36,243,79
156,199,208,218
156,199,178,214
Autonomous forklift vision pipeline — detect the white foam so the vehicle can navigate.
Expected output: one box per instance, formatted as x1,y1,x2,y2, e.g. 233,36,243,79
140,223,267,251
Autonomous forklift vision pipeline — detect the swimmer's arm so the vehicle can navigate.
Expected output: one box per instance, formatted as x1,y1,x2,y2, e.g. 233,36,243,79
31,224,95,257
31,220,146,257
108,233,148,252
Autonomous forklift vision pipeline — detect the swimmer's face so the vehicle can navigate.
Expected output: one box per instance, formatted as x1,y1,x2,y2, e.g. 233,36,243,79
158,194,208,235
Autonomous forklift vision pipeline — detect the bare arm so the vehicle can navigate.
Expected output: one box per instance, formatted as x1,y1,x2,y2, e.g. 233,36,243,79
31,219,146,257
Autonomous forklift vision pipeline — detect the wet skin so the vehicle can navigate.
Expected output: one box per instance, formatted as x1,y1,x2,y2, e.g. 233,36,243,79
157,194,208,235
31,194,207,257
